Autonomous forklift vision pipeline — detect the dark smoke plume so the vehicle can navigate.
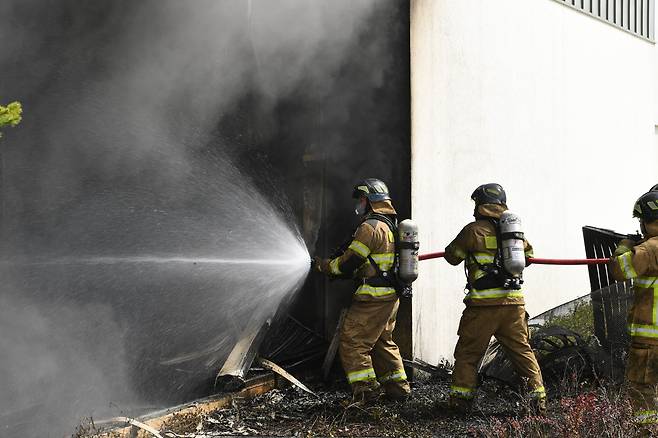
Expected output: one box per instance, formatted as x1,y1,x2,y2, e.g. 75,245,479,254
0,1,410,436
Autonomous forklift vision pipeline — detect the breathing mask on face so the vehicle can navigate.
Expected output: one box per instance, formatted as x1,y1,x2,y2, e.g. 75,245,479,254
355,199,367,216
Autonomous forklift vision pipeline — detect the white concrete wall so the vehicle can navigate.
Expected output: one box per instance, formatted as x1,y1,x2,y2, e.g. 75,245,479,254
411,0,658,364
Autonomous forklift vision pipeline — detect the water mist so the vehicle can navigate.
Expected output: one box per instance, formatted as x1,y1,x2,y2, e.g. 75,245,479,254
0,0,394,436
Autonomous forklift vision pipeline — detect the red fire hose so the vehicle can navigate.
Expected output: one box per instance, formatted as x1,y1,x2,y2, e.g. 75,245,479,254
418,251,446,261
525,257,609,265
418,251,609,265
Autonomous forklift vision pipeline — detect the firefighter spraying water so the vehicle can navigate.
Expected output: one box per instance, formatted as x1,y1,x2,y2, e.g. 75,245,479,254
314,178,418,403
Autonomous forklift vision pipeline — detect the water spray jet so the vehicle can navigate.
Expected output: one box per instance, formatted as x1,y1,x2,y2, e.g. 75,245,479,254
2,256,309,267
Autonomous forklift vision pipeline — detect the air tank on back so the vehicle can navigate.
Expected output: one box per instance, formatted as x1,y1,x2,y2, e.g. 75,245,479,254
398,219,419,284
499,211,525,277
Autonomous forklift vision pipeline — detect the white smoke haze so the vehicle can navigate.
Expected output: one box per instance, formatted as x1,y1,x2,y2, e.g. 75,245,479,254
3,0,379,190
0,291,132,434
0,0,388,436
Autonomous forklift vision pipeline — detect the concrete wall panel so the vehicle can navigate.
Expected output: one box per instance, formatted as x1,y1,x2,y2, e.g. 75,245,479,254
411,0,658,363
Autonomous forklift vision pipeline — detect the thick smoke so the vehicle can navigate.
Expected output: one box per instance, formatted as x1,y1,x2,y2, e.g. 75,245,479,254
0,0,381,226
0,291,132,436
0,1,403,436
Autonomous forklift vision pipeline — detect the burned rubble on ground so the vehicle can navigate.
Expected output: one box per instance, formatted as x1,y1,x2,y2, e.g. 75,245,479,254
154,374,528,438
78,321,633,437
154,280,633,436
76,228,641,437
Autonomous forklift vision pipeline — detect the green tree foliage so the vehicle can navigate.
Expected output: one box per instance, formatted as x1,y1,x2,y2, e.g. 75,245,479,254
0,101,23,138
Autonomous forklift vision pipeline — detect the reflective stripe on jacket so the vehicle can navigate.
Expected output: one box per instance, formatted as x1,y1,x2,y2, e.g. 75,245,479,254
610,233,658,345
327,201,398,302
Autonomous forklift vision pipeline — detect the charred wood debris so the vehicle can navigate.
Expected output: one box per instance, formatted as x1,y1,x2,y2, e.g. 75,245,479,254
76,303,627,438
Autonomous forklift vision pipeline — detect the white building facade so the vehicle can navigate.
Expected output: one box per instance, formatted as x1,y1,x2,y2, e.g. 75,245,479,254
411,0,658,363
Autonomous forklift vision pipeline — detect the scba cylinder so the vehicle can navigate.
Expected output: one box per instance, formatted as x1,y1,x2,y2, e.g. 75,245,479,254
398,219,419,284
499,211,525,277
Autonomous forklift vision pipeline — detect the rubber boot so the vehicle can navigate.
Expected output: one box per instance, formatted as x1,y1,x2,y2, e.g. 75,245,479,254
347,381,382,406
383,381,411,402
448,395,473,414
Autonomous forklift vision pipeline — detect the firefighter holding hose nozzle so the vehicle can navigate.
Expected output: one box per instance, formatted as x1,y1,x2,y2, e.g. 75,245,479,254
313,178,412,404
609,188,658,428
444,183,546,414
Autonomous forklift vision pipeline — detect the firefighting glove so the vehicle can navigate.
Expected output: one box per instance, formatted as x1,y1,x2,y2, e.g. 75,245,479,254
312,256,331,273
613,239,636,257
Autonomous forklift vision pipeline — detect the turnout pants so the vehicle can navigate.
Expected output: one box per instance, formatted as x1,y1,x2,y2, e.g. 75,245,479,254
626,343,658,425
339,299,411,398
450,305,545,401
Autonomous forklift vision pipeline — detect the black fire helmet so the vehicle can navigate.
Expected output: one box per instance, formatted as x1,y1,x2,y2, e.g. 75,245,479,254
471,183,507,206
352,178,391,202
633,190,658,222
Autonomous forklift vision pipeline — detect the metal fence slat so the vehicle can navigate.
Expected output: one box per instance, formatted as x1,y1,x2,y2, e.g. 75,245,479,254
552,0,654,41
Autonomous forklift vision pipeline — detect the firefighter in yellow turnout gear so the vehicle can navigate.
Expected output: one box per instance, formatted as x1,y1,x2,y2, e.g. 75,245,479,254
609,189,658,426
444,184,546,412
314,178,411,402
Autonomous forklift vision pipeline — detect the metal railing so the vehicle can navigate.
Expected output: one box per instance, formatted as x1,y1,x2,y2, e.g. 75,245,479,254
553,0,655,42
582,226,639,351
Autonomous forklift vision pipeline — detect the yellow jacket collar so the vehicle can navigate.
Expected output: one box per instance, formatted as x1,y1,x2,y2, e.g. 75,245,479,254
370,200,397,216
475,203,508,219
